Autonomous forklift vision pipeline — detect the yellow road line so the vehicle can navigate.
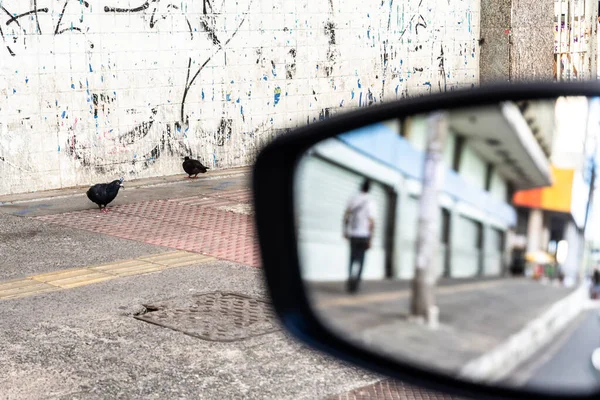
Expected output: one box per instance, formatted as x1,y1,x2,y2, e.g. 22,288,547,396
0,251,216,301
314,279,509,308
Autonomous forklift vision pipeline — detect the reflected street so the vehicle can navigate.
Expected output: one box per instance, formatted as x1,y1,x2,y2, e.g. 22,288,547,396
507,309,600,392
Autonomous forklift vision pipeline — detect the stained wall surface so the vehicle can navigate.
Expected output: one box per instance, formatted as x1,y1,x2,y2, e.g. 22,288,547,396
0,0,480,195
510,0,555,82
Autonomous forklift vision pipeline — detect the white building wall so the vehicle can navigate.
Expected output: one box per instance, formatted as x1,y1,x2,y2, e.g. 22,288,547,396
297,137,512,281
0,0,480,195
458,144,486,190
489,169,508,202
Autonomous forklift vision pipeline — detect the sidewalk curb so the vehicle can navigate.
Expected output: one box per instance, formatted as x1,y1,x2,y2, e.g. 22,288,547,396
458,283,589,383
0,168,251,205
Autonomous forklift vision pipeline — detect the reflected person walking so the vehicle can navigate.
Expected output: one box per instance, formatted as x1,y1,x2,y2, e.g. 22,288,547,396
343,179,376,293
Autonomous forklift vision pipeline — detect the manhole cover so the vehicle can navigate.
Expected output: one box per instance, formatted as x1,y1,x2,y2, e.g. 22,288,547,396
134,292,279,342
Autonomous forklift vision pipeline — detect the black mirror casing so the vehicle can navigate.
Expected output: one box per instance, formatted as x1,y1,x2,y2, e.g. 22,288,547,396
252,82,600,400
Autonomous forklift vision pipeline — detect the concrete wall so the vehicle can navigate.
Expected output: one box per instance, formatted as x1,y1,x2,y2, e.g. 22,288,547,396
510,0,555,82
0,0,481,196
479,0,512,84
480,0,555,83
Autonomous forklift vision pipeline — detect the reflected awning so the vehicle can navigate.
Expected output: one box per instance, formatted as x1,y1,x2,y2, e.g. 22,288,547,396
448,102,553,191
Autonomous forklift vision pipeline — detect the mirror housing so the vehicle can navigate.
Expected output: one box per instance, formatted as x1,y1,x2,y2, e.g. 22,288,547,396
252,82,600,400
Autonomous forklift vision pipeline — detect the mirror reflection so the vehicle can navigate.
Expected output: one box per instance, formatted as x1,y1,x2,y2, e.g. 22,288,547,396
294,96,600,395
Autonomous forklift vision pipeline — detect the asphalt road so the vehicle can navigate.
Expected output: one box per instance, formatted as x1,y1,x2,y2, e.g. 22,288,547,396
504,309,600,396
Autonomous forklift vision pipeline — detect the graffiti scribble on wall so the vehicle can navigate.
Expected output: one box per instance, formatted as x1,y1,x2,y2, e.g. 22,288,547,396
0,0,480,195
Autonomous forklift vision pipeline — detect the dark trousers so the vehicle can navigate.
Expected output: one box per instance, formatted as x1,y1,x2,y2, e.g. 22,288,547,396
348,237,370,292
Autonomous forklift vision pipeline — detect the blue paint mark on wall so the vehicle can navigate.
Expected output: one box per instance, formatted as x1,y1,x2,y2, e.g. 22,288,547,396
89,64,93,72
274,86,282,105
468,11,471,32
25,77,29,84
202,90,205,100
263,75,268,81
61,111,67,118
423,82,432,88
226,93,231,101
351,90,355,99
240,106,244,116
357,79,362,88
359,92,363,107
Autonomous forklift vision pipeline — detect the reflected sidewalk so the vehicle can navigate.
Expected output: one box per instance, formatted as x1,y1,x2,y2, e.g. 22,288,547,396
307,277,576,377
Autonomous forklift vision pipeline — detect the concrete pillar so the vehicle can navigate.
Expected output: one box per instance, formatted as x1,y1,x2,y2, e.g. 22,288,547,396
480,0,554,84
526,209,544,253
563,220,583,285
542,218,551,252
479,0,511,84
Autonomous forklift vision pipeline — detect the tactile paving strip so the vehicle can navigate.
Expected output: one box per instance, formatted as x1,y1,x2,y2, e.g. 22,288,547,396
36,190,261,267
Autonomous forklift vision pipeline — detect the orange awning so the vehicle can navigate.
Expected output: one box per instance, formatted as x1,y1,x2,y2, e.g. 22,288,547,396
513,166,574,214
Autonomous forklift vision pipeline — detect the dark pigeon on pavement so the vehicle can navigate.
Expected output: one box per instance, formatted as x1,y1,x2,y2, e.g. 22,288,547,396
183,156,209,179
86,178,125,213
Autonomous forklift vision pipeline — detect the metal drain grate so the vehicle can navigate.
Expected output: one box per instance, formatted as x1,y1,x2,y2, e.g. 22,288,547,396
134,292,279,342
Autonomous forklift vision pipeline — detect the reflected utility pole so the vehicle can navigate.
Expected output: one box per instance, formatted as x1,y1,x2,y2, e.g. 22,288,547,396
411,111,448,324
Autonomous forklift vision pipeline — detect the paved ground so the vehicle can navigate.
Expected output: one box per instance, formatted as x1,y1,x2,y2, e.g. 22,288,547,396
0,169,585,399
0,260,381,399
0,170,386,400
308,279,574,377
327,380,465,400
0,212,168,281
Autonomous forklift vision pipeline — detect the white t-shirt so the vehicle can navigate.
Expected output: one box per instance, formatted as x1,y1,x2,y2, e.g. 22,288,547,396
345,192,376,238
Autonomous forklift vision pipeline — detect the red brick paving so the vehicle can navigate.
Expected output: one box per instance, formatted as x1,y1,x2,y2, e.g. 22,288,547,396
35,190,261,267
329,380,465,400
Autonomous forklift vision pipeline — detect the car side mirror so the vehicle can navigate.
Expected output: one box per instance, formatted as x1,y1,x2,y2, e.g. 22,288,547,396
253,82,600,400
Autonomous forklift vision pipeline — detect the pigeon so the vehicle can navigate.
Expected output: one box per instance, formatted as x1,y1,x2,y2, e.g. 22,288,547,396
183,156,209,178
86,178,125,213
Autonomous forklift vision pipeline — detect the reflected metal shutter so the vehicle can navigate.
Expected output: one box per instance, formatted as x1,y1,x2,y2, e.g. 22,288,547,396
296,155,389,280
297,156,388,247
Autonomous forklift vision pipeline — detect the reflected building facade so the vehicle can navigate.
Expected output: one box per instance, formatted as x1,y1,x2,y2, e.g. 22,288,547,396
295,101,555,282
